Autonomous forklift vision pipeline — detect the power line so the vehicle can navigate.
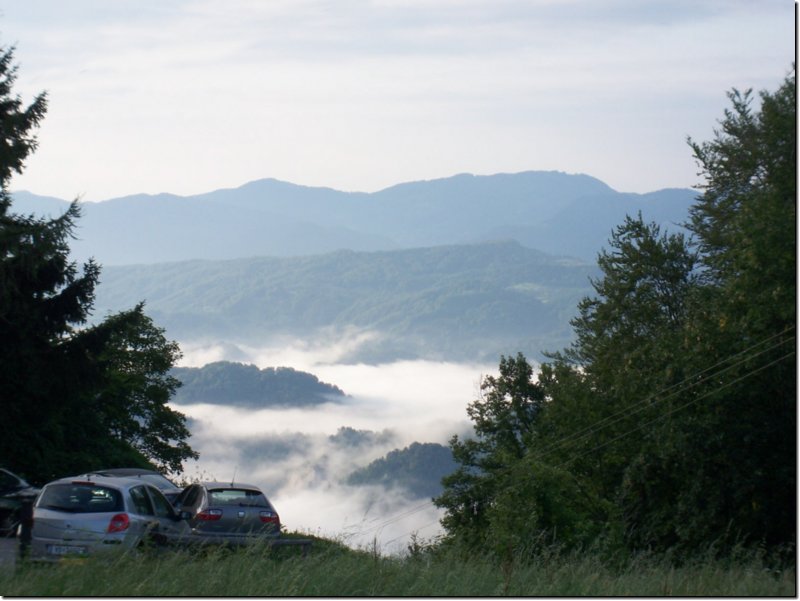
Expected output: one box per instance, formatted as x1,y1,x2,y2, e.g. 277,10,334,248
383,518,443,547
344,330,795,543
530,327,794,464
452,331,793,508
351,499,438,537
555,349,795,470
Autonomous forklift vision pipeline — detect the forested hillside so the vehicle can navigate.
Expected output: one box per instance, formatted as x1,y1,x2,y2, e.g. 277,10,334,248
171,361,346,407
346,442,457,499
93,241,599,363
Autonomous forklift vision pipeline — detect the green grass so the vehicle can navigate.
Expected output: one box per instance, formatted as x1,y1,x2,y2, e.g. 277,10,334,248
1,533,794,596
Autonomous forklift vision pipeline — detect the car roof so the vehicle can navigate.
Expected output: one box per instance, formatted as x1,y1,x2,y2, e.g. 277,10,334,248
85,469,180,488
198,481,264,492
46,474,160,491
87,468,162,477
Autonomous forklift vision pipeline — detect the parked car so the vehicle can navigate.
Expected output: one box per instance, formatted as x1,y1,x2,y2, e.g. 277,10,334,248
174,482,281,545
84,468,183,505
30,475,191,560
0,468,40,537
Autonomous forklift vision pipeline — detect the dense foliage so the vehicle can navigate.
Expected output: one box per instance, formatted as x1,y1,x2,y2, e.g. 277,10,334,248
0,45,196,483
435,68,796,561
171,361,346,407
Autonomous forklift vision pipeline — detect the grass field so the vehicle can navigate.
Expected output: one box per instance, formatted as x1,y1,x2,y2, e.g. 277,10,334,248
0,533,794,596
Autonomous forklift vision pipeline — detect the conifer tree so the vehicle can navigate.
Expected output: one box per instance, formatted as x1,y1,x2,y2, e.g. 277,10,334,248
0,45,197,483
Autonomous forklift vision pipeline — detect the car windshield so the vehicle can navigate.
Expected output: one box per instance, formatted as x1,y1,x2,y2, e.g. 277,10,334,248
208,488,269,507
135,473,179,490
37,483,123,513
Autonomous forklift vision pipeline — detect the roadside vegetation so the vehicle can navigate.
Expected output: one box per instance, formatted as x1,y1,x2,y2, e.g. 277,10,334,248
0,534,794,596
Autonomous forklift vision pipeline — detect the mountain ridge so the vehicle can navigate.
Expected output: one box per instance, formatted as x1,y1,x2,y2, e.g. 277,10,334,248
10,170,695,265
93,239,598,363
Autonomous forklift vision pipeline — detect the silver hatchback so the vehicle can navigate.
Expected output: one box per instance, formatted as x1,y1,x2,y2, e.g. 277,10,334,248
175,482,281,545
30,475,191,560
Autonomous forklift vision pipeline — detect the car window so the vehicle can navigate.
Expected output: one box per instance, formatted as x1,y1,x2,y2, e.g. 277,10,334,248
129,485,155,516
177,485,201,509
138,474,179,490
146,486,175,518
208,489,270,507
37,484,123,513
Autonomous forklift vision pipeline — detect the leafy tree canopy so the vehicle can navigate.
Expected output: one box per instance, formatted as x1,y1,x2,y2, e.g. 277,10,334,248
0,45,196,483
436,66,796,562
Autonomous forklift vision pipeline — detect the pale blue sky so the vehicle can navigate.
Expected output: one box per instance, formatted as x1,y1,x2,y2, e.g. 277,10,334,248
0,0,793,201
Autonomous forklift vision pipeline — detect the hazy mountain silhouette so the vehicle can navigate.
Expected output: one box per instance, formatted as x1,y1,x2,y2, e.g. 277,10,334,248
93,240,598,363
10,171,696,264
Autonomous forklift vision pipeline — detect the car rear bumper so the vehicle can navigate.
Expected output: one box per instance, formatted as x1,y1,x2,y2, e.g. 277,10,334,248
186,530,281,546
29,534,133,560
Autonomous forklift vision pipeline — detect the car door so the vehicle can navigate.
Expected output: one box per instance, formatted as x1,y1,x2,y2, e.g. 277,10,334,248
128,485,160,544
144,485,190,545
176,484,203,519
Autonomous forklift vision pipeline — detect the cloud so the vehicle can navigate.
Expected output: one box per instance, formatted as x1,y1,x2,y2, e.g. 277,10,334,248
4,0,793,201
171,336,496,553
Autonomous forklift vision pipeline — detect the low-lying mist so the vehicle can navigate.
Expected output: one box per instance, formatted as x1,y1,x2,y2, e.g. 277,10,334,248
173,335,499,554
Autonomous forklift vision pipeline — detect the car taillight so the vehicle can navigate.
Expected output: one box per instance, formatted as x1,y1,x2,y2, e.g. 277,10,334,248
259,510,279,524
197,509,223,521
107,513,130,533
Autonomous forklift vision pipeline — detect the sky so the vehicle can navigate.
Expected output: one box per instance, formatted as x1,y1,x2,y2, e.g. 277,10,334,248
0,0,793,202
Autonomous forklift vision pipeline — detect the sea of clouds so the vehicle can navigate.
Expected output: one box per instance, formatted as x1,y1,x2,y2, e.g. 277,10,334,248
171,333,499,554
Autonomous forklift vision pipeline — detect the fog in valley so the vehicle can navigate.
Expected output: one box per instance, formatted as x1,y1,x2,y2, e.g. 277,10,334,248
172,333,500,554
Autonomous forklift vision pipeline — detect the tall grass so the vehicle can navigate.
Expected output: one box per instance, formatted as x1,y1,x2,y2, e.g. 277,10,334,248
0,535,794,596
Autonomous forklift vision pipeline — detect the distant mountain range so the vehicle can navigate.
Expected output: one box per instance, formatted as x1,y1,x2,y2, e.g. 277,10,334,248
11,171,696,362
10,171,696,265
11,171,697,496
93,240,598,363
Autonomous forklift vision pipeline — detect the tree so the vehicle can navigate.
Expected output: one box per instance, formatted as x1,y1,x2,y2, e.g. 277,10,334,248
434,353,544,552
555,68,795,556
618,67,796,555
527,216,698,555
0,45,197,483
436,67,795,560
667,65,796,552
0,46,46,189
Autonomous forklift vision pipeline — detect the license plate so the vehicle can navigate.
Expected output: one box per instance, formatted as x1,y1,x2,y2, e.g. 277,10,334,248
47,544,87,556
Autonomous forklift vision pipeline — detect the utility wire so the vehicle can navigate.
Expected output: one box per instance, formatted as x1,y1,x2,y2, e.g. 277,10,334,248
383,518,443,546
554,349,795,470
360,499,433,526
463,332,794,504
352,500,438,537
530,327,794,463
344,330,795,541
